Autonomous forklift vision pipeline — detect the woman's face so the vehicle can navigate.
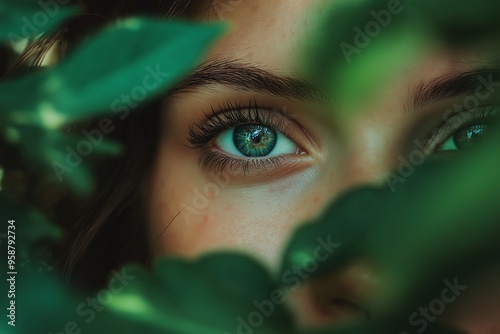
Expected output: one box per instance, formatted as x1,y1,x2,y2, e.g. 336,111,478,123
146,0,500,331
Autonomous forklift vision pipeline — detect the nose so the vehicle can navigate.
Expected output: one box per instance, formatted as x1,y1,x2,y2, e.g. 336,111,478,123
288,260,379,328
309,261,379,318
338,119,400,189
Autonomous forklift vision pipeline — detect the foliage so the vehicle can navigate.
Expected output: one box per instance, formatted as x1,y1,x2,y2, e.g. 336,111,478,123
0,0,78,44
0,13,225,193
1,0,500,333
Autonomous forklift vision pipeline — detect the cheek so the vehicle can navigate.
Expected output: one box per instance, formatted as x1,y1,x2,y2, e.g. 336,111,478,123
146,143,327,269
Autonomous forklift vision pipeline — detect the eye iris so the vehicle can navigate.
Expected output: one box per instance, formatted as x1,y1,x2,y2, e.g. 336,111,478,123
233,125,277,157
454,124,488,149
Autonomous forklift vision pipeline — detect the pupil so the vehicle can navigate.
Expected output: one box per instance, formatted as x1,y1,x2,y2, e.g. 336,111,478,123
251,131,263,145
233,125,277,157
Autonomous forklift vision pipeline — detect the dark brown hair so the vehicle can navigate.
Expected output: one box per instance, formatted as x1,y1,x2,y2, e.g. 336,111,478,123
4,0,213,291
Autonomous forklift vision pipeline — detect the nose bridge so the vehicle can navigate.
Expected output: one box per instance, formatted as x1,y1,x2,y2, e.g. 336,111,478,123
337,117,398,191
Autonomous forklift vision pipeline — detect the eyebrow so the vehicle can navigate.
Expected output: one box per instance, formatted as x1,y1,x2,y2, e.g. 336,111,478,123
411,69,500,109
170,59,500,111
169,59,331,105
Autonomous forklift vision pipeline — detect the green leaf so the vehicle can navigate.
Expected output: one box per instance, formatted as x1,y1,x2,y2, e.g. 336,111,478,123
279,186,391,281
15,254,295,334
332,24,433,114
0,18,225,193
299,0,406,89
6,123,123,193
102,254,294,334
4,264,84,334
0,193,64,334
299,0,500,116
280,128,500,330
0,18,226,128
0,0,78,45
0,193,61,248
407,0,500,45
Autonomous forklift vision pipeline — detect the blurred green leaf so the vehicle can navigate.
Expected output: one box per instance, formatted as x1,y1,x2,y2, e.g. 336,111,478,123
333,24,432,113
0,18,226,127
0,0,78,44
301,0,500,115
101,254,295,334
280,186,391,280
11,124,122,193
280,128,500,331
407,0,500,45
14,254,295,334
0,192,61,249
0,18,225,193
0,193,63,334
301,0,406,88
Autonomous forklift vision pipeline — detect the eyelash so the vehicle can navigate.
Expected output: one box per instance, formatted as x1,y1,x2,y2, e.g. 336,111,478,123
198,151,286,174
188,100,299,173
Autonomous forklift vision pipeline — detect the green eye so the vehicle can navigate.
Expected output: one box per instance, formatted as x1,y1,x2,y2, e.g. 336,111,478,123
216,124,296,158
233,125,277,157
431,106,500,152
438,124,488,151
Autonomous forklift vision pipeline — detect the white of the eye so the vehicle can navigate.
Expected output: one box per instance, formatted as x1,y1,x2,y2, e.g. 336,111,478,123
215,128,296,157
437,137,458,151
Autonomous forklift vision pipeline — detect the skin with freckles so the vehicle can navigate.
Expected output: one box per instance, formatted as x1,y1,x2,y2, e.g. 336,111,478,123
145,0,500,331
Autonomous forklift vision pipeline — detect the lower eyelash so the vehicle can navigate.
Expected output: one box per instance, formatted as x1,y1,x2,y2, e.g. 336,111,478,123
199,151,286,175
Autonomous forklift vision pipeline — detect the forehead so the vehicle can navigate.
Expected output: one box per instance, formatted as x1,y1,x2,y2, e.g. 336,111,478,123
194,0,499,106
197,0,326,69
202,1,492,70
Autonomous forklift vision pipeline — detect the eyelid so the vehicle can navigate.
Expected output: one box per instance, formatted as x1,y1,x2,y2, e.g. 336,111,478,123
425,106,500,152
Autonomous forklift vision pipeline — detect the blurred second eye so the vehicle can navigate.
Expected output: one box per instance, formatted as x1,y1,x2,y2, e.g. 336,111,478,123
215,124,298,158
437,124,489,151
